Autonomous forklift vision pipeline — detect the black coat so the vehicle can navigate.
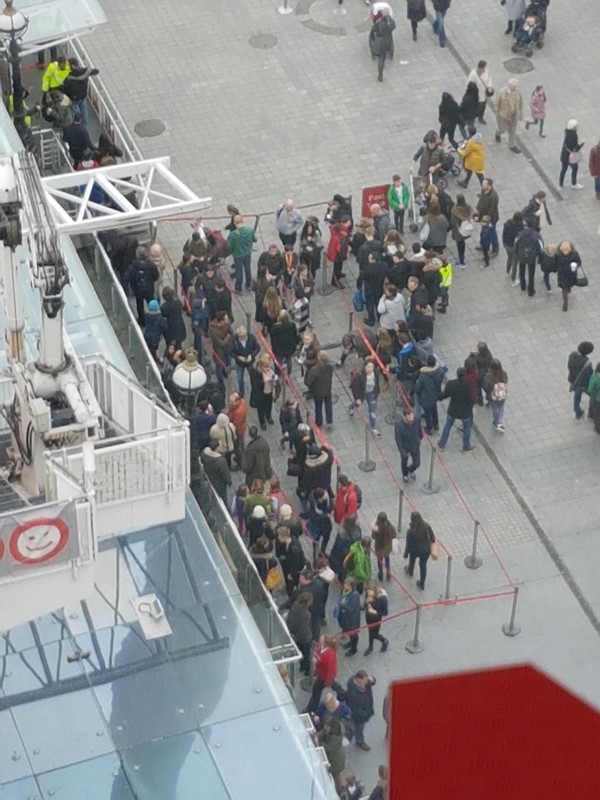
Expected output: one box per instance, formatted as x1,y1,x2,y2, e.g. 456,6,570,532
460,85,479,124
231,333,260,366
560,129,583,165
62,122,93,163
438,93,461,128
403,522,435,558
276,538,307,579
305,362,333,398
287,602,312,646
415,366,444,409
271,321,298,360
556,249,581,291
441,377,473,419
362,259,387,301
513,228,543,263
407,0,426,21
160,297,187,345
567,351,593,389
345,676,376,723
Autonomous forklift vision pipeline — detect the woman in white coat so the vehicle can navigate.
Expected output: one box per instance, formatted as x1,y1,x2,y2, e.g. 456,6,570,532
502,0,525,35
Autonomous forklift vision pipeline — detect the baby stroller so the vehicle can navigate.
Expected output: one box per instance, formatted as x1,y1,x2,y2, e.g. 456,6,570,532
512,12,544,57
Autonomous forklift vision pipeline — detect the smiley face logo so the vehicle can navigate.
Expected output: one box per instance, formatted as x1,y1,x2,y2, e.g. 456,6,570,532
9,518,69,565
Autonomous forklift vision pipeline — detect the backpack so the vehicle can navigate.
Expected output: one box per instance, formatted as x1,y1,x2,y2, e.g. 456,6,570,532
491,382,508,402
132,263,152,293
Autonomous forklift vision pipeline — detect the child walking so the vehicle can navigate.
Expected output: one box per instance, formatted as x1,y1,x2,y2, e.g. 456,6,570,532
479,215,494,268
525,85,547,138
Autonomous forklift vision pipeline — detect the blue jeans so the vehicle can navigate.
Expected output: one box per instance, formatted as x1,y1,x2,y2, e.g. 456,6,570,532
491,400,505,426
594,176,600,194
438,414,473,450
489,223,499,254
354,720,366,746
365,391,378,429
70,98,89,128
377,555,390,580
433,10,447,46
422,403,439,432
573,388,584,418
559,161,578,188
364,295,376,324
463,169,484,187
236,364,250,397
233,255,252,292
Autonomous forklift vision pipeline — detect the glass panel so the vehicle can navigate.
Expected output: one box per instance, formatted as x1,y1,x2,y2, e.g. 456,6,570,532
121,732,230,800
0,777,43,800
36,753,135,800
0,711,33,783
17,0,107,45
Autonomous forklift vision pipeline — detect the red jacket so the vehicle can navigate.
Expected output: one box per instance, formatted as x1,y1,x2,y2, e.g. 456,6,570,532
327,221,351,263
333,484,358,524
314,643,338,686
589,144,600,177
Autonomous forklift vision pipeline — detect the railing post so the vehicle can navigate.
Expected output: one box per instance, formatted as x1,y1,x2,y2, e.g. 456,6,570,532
444,554,453,600
464,520,483,569
318,252,333,297
502,586,521,637
358,425,376,472
397,488,404,534
348,311,353,333
246,311,252,332
420,442,440,495
405,605,425,654
278,0,294,13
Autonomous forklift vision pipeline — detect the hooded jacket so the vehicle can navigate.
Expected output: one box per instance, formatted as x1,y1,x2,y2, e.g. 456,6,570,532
438,93,462,128
346,541,372,583
394,415,422,455
299,448,334,496
200,447,231,492
143,307,167,347
415,364,444,409
209,413,236,454
377,292,407,328
244,435,272,484
458,132,485,173
334,483,359,524
160,295,187,346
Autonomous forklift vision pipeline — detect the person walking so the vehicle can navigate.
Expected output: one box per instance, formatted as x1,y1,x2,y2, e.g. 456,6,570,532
431,0,451,48
414,354,445,434
363,584,389,655
243,425,273,485
459,82,479,139
502,211,524,285
406,0,426,41
467,59,493,124
559,120,584,190
494,79,524,153
484,358,509,432
403,511,436,589
567,341,594,420
502,0,525,35
438,92,462,150
556,240,582,312
370,511,396,581
345,670,376,750
437,367,475,452
587,364,600,434
588,136,600,200
525,85,547,138
336,579,361,657
395,408,422,482
457,126,485,188
231,325,260,398
305,351,334,429
513,220,543,296
275,199,303,248
450,194,473,269
371,9,396,83
227,214,256,294
475,178,500,256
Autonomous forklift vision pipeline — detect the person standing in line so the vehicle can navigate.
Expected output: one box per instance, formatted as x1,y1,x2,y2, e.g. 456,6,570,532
394,408,422,482
457,126,485,188
370,511,396,581
368,765,389,800
387,174,411,234
231,325,260,398
228,392,248,470
502,0,525,35
129,245,159,326
345,670,377,751
287,592,313,675
363,584,389,655
513,219,543,296
336,578,362,657
403,510,436,589
249,353,278,430
556,240,582,312
475,178,500,257
459,82,479,139
567,341,594,420
484,358,509,432
588,136,600,201
525,85,547,138
227,214,256,294
431,0,452,48
200,439,232,504
407,0,426,40
275,198,303,248
371,8,396,83
317,719,346,795
344,537,373,595
494,79,524,153
243,425,273,486
305,636,343,714
414,354,445,434
437,367,475,453
467,59,494,125
450,193,473,269
327,217,352,289
305,351,335,430
349,358,382,435
559,120,584,190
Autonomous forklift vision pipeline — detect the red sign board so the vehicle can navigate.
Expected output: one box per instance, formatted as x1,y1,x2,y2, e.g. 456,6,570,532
389,664,600,800
361,184,390,218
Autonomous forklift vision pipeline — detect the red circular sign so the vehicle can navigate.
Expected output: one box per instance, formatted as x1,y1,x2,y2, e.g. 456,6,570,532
9,517,69,565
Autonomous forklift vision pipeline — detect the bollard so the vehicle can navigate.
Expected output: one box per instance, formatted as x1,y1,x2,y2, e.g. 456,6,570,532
318,252,334,297
358,425,376,472
348,311,354,333
405,605,425,654
278,0,294,14
502,586,521,637
397,488,404,534
464,520,483,570
444,554,453,600
246,311,252,332
420,443,440,495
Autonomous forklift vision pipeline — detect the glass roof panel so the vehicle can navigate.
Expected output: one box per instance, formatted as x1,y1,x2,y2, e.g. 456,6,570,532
12,0,107,46
0,777,43,800
36,753,135,800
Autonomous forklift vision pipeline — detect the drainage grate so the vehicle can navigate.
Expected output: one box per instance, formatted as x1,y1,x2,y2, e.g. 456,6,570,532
134,119,166,138
249,32,278,49
503,57,534,74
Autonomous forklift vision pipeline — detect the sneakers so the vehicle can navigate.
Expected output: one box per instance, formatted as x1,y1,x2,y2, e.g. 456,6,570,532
372,429,382,437
457,262,466,269
480,263,489,269
402,475,409,483
457,180,468,188
461,446,476,453
494,132,501,143
348,404,354,416
571,183,584,190
510,146,522,153
525,121,530,130
511,280,519,287
496,424,505,432
363,646,373,657
357,742,371,751
416,580,425,590
381,638,389,652
436,442,445,452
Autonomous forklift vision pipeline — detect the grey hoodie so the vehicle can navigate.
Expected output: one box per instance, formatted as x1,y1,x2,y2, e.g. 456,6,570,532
275,204,303,235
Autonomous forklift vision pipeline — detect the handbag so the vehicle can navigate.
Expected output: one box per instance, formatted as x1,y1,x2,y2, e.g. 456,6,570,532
568,150,582,165
459,219,474,239
430,541,439,561
352,289,365,312
286,458,302,477
419,222,430,243
265,565,283,591
485,86,495,97
574,264,588,288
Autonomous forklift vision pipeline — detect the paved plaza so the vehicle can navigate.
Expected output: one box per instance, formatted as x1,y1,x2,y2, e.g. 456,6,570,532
86,0,600,786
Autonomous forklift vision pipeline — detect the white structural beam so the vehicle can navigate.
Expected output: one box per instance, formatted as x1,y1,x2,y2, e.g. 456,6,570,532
41,157,211,236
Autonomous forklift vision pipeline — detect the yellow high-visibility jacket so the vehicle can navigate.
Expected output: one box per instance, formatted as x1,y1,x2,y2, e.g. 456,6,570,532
41,61,70,93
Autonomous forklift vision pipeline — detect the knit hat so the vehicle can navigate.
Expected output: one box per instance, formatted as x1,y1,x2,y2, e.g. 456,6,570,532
280,504,293,519
252,505,266,519
567,119,578,130
148,299,159,311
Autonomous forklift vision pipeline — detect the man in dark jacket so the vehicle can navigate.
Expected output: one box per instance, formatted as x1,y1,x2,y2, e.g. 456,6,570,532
244,425,272,485
129,246,159,325
356,226,384,275
394,410,422,482
475,178,500,256
98,228,138,295
362,251,387,326
437,367,475,452
414,355,445,433
231,325,260,398
502,211,524,283
521,190,552,232
143,299,167,360
200,439,231,504
61,58,99,125
298,446,334,506
371,9,396,82
513,222,543,297
409,303,434,344
192,401,216,457
62,113,93,166
284,568,328,641
160,287,187,347
432,0,452,47
305,351,334,428
276,527,307,596
567,341,594,420
346,670,376,750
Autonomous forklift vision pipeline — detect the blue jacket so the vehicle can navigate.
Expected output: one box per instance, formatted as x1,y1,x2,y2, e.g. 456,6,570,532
192,410,216,452
144,309,167,347
336,589,361,633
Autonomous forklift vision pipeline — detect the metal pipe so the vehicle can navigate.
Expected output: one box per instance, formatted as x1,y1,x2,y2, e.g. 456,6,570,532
464,520,483,569
358,424,376,472
348,311,353,333
445,554,453,600
502,586,521,637
397,488,404,534
405,605,425,654
420,443,440,495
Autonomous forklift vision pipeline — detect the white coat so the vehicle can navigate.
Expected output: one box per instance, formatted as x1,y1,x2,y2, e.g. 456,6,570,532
504,0,525,22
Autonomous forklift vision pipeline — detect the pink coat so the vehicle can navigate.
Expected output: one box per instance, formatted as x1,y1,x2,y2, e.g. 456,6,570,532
529,93,547,120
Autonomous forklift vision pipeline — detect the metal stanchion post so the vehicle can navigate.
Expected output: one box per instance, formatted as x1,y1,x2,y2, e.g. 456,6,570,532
444,554,453,600
358,425,376,472
335,462,341,485
405,605,425,654
281,367,287,404
278,0,294,13
318,252,333,297
420,443,440,495
502,586,521,637
397,488,404,534
464,520,482,569
348,311,353,333
385,382,400,425
246,311,252,332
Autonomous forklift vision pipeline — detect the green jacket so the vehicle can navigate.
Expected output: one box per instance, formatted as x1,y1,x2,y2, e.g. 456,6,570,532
347,541,372,583
201,449,231,491
387,182,410,212
227,226,256,258
588,372,600,402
